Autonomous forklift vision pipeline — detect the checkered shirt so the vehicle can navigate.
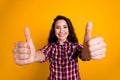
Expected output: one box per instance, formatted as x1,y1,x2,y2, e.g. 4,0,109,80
41,41,83,80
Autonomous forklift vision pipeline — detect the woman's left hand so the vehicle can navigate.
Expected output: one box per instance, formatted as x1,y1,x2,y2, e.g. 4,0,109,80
81,22,106,60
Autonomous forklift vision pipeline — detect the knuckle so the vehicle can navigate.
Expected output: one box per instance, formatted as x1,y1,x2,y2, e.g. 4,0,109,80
19,42,24,46
25,54,29,59
20,54,25,59
19,48,28,54
14,60,20,65
22,48,27,53
20,54,30,59
103,48,106,52
17,41,27,48
89,47,92,52
102,53,106,58
99,54,105,59
27,49,31,54
15,60,26,66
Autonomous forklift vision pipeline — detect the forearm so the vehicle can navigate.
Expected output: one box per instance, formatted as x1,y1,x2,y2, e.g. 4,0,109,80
79,48,91,61
80,52,91,61
34,50,45,62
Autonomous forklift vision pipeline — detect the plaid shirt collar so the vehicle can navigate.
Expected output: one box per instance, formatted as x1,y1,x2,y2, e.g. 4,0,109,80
56,40,69,45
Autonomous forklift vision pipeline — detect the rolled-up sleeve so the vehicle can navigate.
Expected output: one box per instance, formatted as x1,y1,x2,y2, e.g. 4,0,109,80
40,44,52,62
76,43,83,59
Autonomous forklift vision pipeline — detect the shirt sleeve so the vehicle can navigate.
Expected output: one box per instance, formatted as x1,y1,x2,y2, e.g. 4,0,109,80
40,44,52,62
76,43,90,61
75,43,83,59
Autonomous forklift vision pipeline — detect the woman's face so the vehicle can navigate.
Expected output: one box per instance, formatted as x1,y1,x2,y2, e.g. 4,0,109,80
54,19,69,43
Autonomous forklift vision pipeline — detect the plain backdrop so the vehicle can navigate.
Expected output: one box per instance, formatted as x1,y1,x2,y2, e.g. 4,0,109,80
0,0,120,80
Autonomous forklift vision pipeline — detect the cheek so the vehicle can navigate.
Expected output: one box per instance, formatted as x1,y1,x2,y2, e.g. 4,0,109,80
55,29,58,33
66,29,69,34
55,29,59,35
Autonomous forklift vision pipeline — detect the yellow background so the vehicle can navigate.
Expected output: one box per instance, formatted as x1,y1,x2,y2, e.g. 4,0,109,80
0,0,120,80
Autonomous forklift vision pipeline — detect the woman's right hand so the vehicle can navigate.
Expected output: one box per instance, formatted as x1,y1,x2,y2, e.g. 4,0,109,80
13,27,36,66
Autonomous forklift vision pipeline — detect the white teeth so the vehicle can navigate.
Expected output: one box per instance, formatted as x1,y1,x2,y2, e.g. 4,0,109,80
59,34,64,37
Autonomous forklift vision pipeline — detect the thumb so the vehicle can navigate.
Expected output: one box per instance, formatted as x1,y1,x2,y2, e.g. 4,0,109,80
24,27,32,43
24,27,36,63
84,22,93,43
24,27,34,49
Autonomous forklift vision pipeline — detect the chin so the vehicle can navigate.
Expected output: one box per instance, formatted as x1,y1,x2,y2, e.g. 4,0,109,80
58,38,67,41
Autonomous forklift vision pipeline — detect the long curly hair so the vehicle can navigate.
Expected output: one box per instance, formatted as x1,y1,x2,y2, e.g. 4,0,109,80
48,15,78,44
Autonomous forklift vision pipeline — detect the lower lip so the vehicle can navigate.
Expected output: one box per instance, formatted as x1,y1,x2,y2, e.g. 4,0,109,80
59,35,65,37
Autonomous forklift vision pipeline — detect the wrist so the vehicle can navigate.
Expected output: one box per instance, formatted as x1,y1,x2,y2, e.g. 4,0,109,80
34,51,45,62
81,52,91,61
34,51,40,62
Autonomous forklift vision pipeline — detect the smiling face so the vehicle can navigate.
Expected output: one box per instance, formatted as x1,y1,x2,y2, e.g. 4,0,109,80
54,19,69,44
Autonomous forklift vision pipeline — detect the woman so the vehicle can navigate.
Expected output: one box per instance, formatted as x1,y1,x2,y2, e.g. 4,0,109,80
13,15,106,80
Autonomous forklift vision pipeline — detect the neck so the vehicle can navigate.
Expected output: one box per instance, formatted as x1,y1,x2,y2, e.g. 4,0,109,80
58,39,67,45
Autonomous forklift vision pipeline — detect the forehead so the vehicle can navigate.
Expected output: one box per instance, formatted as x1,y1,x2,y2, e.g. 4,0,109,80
55,19,68,25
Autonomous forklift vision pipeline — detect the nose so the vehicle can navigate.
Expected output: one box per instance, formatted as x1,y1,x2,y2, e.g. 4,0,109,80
60,28,64,33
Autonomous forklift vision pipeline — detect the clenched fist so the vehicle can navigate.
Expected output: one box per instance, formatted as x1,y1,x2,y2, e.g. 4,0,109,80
81,22,106,60
13,27,36,65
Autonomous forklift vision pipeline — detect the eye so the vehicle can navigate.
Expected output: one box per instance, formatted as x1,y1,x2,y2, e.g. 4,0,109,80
63,25,68,28
55,26,60,29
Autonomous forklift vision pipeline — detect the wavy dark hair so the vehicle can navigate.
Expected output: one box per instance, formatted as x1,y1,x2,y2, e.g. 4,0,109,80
48,15,78,44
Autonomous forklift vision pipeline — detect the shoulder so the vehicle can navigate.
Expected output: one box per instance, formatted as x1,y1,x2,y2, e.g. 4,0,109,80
71,42,83,48
44,42,57,48
71,42,82,46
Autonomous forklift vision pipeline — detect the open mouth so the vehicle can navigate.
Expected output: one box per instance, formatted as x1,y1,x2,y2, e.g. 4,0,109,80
58,34,65,37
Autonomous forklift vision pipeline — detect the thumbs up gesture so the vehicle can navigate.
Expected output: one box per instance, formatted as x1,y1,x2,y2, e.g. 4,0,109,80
13,27,36,65
81,22,106,60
